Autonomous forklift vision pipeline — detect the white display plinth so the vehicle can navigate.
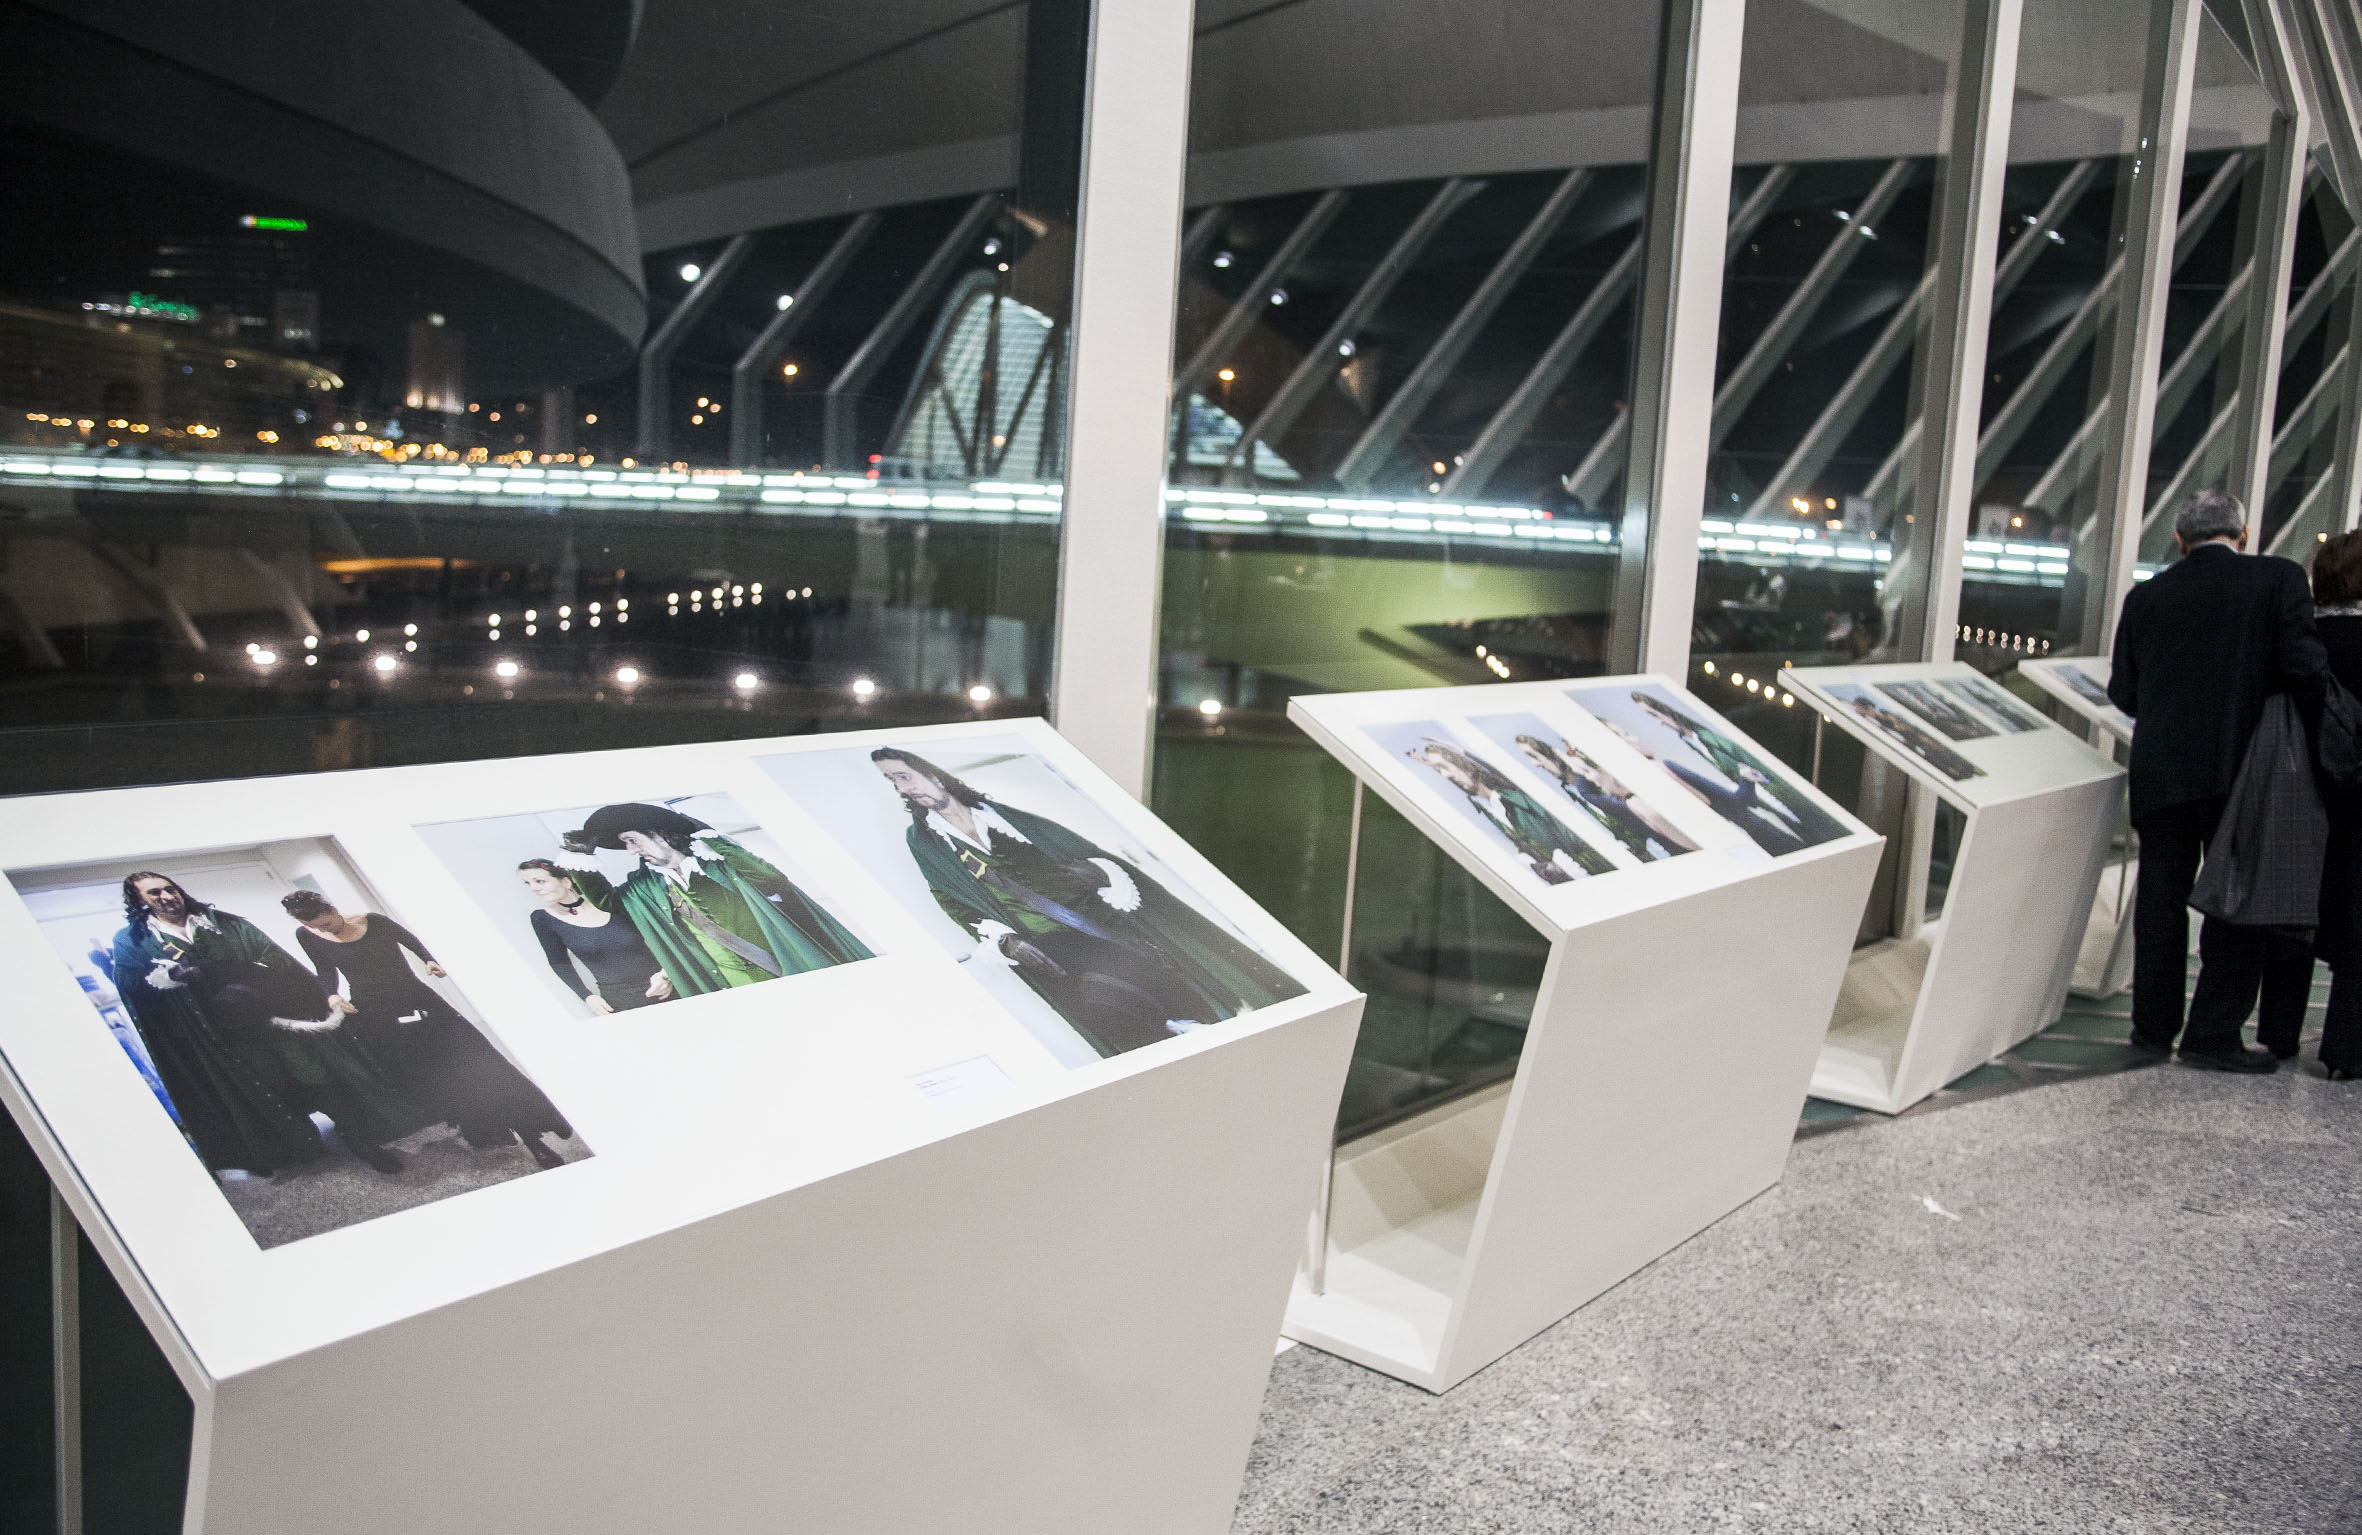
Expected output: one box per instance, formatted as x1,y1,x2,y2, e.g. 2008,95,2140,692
2020,656,2138,998
0,719,1360,1535
1785,662,2126,1111
1288,677,1881,1391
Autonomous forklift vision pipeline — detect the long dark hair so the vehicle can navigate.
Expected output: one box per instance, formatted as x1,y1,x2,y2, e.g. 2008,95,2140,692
1514,734,1577,786
870,747,989,824
1413,741,1521,799
120,871,207,931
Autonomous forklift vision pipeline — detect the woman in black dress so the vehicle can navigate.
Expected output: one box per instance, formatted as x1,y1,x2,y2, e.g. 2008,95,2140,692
283,892,575,1166
2283,532,2362,1080
516,859,675,1014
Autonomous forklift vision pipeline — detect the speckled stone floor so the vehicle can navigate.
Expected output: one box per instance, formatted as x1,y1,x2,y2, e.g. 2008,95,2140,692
1233,1001,2362,1533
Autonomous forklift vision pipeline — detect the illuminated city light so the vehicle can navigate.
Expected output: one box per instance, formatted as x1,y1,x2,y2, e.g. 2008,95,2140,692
372,654,398,674
851,678,877,700
776,294,795,311
1198,699,1223,717
494,660,520,679
404,623,418,636
302,635,317,649
355,628,370,641
615,666,640,684
734,672,759,691
968,684,994,704
252,649,277,667
304,655,317,666
679,262,702,282
404,640,417,652
782,362,799,378
1216,368,1236,382
240,215,308,232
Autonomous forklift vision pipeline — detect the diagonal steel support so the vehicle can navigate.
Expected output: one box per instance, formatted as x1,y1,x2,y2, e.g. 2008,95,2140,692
1868,152,2244,514
1744,161,2096,525
636,232,755,463
1226,179,1483,483
1562,164,1796,507
2265,451,2342,554
91,544,204,651
1710,158,1914,451
1333,169,1592,489
1173,189,1349,406
729,214,880,467
824,194,999,469
1442,235,1642,500
2081,212,2355,539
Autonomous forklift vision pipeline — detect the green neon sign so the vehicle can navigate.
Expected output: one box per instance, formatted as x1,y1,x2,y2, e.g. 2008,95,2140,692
124,291,200,323
240,215,309,232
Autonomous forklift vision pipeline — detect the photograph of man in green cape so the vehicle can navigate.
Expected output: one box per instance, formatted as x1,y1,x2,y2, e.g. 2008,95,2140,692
561,802,872,995
869,747,1305,1058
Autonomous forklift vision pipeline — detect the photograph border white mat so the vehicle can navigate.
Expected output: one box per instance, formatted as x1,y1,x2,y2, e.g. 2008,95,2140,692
1783,661,2126,1111
1288,677,1882,1392
0,717,1362,1535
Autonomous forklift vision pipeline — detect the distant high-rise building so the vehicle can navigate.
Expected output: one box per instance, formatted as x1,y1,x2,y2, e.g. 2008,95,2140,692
143,220,315,350
405,313,465,415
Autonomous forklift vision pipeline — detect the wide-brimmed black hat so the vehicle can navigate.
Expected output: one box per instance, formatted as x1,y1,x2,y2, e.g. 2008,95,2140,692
572,802,713,850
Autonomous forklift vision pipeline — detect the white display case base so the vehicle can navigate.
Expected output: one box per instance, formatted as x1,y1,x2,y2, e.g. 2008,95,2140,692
1284,845,1881,1392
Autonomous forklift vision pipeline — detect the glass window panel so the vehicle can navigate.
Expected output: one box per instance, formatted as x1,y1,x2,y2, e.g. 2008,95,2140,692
1155,0,1668,1137
0,6,1085,793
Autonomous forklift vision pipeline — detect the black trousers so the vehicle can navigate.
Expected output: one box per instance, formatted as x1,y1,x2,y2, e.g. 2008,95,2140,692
2132,798,2312,1052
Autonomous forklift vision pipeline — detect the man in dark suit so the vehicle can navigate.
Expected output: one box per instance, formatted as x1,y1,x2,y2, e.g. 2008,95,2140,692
2109,489,2328,1071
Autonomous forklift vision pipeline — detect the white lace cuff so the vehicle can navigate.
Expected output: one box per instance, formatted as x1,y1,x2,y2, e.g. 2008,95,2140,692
972,920,1019,967
1089,858,1142,912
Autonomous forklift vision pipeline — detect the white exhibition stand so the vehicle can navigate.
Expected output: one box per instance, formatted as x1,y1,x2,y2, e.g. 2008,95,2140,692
1287,676,1881,1392
2019,655,2139,998
0,719,1360,1535
1784,661,2126,1112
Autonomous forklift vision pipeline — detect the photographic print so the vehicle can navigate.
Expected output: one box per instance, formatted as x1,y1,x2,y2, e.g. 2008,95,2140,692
757,738,1306,1064
10,841,588,1249
1823,684,1986,781
416,792,873,1018
1567,683,1850,856
2059,661,2118,713
1464,712,1700,863
1366,721,1620,886
1938,674,2047,734
1875,680,1997,742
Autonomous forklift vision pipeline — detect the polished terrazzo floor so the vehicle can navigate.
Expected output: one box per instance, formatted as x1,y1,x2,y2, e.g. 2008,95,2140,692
1233,991,2362,1533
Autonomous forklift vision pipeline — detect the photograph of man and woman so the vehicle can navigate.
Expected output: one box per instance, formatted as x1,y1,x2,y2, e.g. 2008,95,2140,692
1874,679,1997,742
1821,683,1987,782
1937,674,2047,734
11,840,587,1249
1363,719,1625,888
1465,712,1702,864
1567,683,1851,856
416,792,873,1017
756,739,1306,1065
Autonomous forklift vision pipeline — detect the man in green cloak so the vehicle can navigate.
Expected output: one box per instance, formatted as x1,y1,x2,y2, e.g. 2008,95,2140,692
110,872,413,1176
1408,741,1616,885
562,804,870,995
870,747,1305,1057
1626,690,1847,854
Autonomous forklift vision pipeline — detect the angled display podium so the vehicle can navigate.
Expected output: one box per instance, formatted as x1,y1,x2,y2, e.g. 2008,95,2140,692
2019,655,2139,997
0,719,1360,1535
1287,677,1882,1392
1783,662,2125,1111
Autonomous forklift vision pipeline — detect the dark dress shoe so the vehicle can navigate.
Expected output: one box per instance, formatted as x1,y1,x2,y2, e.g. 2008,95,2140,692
2179,1045,2280,1074
2265,1042,2299,1061
2127,1033,2173,1056
525,1135,565,1170
2326,1065,2360,1082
